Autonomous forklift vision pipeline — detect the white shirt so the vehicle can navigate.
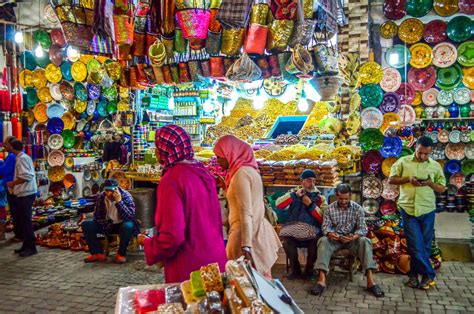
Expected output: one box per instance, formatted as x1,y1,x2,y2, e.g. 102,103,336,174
105,197,122,224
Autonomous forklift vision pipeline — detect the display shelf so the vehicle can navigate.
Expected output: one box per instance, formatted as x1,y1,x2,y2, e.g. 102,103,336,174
264,184,337,189
421,118,474,122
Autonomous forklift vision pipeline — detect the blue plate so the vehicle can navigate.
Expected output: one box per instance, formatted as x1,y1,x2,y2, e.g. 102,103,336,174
47,117,65,134
445,160,461,174
97,100,108,117
60,62,73,81
20,51,37,71
87,84,101,100
46,103,66,119
385,45,411,69
74,82,88,102
380,136,403,158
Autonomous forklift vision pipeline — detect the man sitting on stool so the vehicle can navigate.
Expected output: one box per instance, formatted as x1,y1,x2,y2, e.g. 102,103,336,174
276,169,327,280
82,179,138,263
310,184,384,298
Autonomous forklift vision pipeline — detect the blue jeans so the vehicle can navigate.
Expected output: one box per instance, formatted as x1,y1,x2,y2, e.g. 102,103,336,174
401,209,435,280
82,220,134,256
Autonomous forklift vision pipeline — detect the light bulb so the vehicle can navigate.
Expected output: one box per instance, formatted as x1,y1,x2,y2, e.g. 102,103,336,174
203,100,213,113
35,45,44,57
253,90,266,110
279,85,297,104
389,53,399,65
67,46,80,61
305,84,321,102
14,31,23,43
298,98,309,112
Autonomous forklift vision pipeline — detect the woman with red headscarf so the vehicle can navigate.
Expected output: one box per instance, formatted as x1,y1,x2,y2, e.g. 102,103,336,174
143,125,227,283
214,135,281,277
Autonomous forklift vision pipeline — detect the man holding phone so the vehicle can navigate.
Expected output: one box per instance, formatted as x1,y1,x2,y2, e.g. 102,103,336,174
82,179,138,264
310,184,384,298
389,136,446,290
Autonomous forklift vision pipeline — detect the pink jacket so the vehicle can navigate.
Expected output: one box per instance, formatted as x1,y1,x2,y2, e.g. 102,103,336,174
144,162,227,283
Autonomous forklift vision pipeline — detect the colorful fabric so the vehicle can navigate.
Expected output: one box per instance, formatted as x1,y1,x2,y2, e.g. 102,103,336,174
155,124,194,174
213,135,259,187
93,187,139,235
322,201,367,237
0,152,16,188
390,154,446,217
217,0,252,29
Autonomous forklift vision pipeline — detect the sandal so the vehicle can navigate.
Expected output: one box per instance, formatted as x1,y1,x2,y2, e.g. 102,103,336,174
367,284,385,298
309,283,326,296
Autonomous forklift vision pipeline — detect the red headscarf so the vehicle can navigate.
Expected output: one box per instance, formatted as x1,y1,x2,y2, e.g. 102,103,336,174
155,124,194,174
213,135,259,186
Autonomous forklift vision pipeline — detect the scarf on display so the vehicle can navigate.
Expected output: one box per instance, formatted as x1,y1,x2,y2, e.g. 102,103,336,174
217,0,252,29
213,135,259,187
155,124,195,174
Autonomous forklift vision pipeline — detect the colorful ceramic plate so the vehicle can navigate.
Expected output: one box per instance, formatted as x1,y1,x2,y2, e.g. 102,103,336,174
32,69,47,89
363,199,379,215
37,86,53,103
437,90,454,106
462,159,474,175
412,91,422,106
362,176,383,199
107,101,117,114
459,0,474,14
362,149,383,174
380,199,398,215
465,143,474,159
49,44,64,67
20,51,37,71
48,150,65,167
45,64,62,83
445,160,462,174
423,20,448,44
433,0,459,16
47,117,64,134
35,52,51,69
48,166,66,183
462,66,474,90
380,21,398,39
381,112,401,133
46,103,66,119
65,157,74,169
19,69,33,89
360,84,384,108
449,130,461,143
362,107,384,129
87,84,101,100
398,18,424,44
380,67,402,92
24,110,35,126
408,66,437,92
60,81,75,101
409,43,433,69
381,179,400,200
381,136,403,158
60,62,73,81
422,88,439,106
63,173,76,189
385,45,411,69
48,134,63,150
380,92,401,113
61,111,75,130
74,100,87,113
432,42,457,68
71,61,87,82
447,15,473,43
396,83,415,105
83,186,91,197
62,129,75,149
50,83,62,101
360,128,384,151
383,0,406,20
454,87,471,105
406,0,432,17
33,103,48,123
34,29,52,49
97,100,108,117
360,62,383,85
398,105,416,123
382,157,398,177
457,41,474,67
117,100,130,111
446,143,466,160
86,101,96,116
87,58,101,73
26,87,39,108
436,64,463,90
74,82,88,102
450,172,466,189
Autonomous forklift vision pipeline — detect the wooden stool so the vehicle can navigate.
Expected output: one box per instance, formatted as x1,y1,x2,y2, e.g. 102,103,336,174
330,249,358,282
102,234,138,256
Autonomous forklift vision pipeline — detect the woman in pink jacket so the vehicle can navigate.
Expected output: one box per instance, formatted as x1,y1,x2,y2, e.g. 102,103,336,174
144,125,227,283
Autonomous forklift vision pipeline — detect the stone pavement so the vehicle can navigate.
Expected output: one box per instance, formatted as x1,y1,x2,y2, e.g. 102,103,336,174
0,239,473,314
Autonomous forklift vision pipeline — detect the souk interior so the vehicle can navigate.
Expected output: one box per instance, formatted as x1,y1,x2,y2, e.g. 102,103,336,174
0,0,473,312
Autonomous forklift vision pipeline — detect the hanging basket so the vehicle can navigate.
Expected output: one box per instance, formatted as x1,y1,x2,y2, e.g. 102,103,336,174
311,75,344,100
176,9,211,39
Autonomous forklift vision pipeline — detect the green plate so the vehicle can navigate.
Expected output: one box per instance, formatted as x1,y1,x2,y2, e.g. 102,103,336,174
62,130,75,149
462,160,474,176
26,87,39,108
447,15,473,43
87,59,101,73
33,29,52,49
406,0,433,17
359,84,384,108
102,86,118,101
457,41,474,67
107,100,117,114
97,100,108,117
34,52,51,69
385,45,411,69
400,147,414,157
436,64,463,90
20,51,37,71
360,128,384,151
74,82,88,102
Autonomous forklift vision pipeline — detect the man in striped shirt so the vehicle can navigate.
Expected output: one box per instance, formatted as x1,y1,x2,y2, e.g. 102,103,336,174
276,169,327,280
310,184,384,298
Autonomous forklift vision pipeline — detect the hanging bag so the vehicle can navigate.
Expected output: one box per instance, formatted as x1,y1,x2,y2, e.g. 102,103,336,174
288,0,317,48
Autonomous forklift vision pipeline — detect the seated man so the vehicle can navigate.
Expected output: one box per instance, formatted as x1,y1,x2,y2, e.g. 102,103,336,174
82,179,138,263
310,184,384,297
276,169,327,280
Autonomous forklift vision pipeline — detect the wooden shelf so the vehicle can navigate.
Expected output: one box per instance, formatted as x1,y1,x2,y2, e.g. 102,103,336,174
421,118,474,122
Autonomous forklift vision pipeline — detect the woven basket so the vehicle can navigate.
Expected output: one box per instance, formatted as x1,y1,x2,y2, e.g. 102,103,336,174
311,75,343,100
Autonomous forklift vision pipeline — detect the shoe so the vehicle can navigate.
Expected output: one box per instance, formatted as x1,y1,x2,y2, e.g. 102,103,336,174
84,254,107,263
419,277,435,290
286,272,302,280
114,254,127,264
405,276,419,288
18,250,37,257
303,270,317,281
14,248,25,254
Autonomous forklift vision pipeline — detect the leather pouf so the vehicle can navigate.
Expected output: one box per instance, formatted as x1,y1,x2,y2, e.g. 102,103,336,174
397,254,411,274
129,188,157,230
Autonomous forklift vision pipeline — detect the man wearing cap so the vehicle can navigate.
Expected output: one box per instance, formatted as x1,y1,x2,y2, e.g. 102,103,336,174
82,179,138,263
389,136,446,290
276,169,327,280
